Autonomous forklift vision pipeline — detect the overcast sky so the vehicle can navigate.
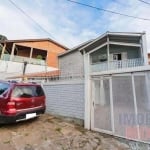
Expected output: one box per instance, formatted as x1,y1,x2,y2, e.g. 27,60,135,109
0,0,150,51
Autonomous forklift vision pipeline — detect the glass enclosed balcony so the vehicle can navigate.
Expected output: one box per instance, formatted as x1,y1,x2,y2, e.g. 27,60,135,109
91,58,144,73
1,54,46,65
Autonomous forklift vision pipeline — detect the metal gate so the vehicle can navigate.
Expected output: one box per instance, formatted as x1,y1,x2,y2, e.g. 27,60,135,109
91,77,113,134
91,72,150,143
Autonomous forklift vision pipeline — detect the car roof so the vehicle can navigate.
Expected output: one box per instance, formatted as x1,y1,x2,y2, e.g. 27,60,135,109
0,80,40,86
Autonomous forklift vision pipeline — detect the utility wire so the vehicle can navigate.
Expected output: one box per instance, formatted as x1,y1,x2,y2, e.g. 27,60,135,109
8,0,56,39
138,0,150,5
66,0,150,21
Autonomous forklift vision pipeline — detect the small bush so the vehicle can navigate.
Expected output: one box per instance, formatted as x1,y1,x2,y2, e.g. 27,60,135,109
36,55,43,60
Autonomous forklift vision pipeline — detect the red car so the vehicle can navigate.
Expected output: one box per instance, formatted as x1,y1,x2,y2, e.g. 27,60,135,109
0,80,46,123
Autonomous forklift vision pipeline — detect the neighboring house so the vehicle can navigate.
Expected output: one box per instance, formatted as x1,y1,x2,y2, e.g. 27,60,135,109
0,38,68,79
0,38,68,68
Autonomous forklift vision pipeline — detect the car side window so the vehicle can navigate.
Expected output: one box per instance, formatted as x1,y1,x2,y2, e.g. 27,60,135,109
35,86,44,96
0,83,9,95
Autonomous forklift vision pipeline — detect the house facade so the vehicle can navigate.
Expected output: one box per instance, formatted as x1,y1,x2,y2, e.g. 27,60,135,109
0,38,68,79
81,32,150,143
58,32,148,77
58,31,150,143
0,38,68,67
81,32,148,73
6,32,150,143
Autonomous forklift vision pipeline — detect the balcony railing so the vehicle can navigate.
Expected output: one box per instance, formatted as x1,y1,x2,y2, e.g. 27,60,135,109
13,55,45,65
1,54,10,61
91,58,144,72
1,54,45,65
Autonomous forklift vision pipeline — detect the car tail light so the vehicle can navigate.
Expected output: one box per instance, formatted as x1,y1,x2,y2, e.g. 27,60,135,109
6,101,16,115
7,101,15,108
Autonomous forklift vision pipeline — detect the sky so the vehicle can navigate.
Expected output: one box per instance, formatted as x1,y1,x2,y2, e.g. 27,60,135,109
0,0,150,51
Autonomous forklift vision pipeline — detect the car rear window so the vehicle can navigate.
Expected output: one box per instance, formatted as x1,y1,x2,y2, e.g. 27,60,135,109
12,85,44,98
0,83,9,95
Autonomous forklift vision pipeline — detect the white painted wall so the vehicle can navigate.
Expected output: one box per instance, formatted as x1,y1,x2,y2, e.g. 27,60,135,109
25,63,57,73
0,60,8,72
0,60,57,80
6,61,23,73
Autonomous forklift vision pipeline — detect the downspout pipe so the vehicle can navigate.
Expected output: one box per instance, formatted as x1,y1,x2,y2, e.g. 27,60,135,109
22,61,28,81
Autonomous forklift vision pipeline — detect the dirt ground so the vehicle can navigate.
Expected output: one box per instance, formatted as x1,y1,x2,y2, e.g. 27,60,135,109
0,114,149,150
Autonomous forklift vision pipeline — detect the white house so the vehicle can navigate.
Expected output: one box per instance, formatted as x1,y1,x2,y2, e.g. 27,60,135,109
80,32,150,143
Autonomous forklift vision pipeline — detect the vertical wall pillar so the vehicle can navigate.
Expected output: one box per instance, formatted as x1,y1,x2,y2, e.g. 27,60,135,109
141,32,148,66
29,47,33,63
84,51,91,129
107,35,110,69
45,51,48,65
110,76,115,133
44,51,48,82
139,38,144,62
91,79,95,129
10,43,15,61
0,43,6,60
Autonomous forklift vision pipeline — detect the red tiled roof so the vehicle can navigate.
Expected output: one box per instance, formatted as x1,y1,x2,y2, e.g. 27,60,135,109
8,70,60,79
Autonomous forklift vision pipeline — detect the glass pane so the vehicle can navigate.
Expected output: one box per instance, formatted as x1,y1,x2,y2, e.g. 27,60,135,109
12,85,44,98
112,76,138,139
93,79,112,131
0,83,9,95
90,47,107,64
35,86,44,96
134,75,150,142
12,86,34,98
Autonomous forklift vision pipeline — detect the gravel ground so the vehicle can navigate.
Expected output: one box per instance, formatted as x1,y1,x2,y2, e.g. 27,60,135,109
0,114,149,150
